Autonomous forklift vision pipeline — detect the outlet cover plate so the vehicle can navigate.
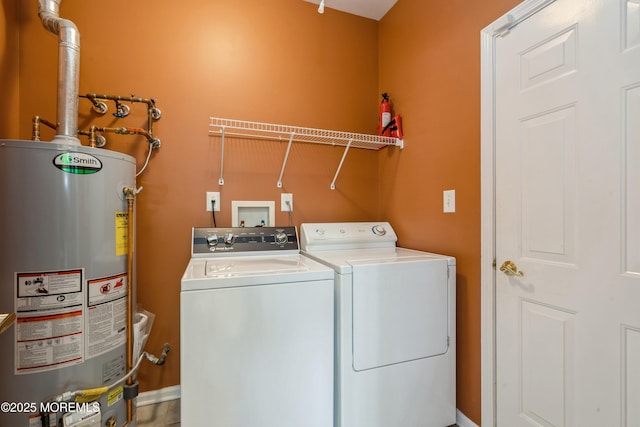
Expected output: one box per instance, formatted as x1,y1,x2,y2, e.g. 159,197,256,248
206,192,220,212
281,193,293,212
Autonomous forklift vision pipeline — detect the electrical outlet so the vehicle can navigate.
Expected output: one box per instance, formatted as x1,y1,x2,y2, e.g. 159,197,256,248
206,192,220,212
443,189,455,213
281,193,293,212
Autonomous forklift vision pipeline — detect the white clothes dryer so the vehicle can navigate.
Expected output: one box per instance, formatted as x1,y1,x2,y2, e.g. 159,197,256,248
300,222,456,427
181,226,334,427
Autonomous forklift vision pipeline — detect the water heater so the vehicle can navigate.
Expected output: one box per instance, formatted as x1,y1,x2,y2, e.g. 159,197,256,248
0,140,136,427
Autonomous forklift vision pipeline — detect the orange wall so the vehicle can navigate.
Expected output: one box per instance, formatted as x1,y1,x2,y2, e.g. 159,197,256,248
378,0,520,423
13,0,380,398
4,0,524,424
0,0,19,138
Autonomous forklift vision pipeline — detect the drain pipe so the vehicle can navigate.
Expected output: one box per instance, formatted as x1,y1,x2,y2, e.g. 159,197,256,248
38,0,81,145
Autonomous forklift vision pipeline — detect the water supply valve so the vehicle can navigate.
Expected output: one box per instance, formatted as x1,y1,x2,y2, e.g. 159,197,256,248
92,100,108,115
113,101,130,118
150,107,162,121
94,134,107,148
122,186,143,200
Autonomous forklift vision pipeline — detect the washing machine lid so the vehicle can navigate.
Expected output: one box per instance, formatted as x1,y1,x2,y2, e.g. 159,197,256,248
181,254,333,291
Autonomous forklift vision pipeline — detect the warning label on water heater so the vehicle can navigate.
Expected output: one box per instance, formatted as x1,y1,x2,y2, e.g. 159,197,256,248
115,212,129,257
14,269,85,374
86,273,128,359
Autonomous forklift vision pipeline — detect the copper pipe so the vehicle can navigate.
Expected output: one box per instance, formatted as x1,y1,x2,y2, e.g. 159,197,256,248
81,93,156,108
88,126,152,143
114,127,151,140
123,187,137,423
77,126,160,149
76,129,91,142
80,93,160,135
81,94,154,129
32,116,40,141
89,125,97,148
32,116,58,141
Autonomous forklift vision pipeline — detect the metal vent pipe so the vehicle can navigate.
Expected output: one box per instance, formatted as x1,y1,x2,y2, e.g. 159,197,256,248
38,0,81,145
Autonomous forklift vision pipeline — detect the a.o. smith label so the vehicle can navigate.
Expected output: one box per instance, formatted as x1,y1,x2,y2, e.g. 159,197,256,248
53,152,103,174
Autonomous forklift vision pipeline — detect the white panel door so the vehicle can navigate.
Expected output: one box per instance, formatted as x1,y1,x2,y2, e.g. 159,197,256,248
495,0,640,425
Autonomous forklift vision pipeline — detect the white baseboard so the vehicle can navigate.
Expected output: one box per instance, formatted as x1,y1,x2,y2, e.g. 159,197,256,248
136,385,181,407
137,388,479,427
456,409,480,427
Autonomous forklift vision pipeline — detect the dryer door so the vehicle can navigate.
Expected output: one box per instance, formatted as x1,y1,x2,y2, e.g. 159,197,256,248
350,257,449,371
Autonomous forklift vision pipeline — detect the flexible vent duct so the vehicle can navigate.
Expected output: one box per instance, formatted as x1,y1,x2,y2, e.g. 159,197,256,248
38,0,81,145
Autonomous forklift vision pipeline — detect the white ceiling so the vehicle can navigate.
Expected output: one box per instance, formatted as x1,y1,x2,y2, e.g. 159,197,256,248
304,0,398,21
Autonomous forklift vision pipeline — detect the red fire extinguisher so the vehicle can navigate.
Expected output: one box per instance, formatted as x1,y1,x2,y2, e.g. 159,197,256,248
378,93,392,136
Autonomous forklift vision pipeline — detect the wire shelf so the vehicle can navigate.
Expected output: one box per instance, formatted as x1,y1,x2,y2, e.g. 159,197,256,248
208,117,403,190
208,117,403,150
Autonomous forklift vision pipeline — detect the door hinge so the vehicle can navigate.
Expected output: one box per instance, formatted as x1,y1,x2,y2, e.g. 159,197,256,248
492,14,514,37
447,336,450,347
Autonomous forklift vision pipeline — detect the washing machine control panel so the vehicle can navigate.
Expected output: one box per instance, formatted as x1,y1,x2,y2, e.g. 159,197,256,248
191,226,299,256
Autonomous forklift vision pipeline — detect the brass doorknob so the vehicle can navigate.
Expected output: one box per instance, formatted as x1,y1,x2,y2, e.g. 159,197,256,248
499,260,524,277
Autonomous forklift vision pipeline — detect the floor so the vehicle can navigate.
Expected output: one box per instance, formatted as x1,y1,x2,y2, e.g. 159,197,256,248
136,399,180,427
135,399,459,427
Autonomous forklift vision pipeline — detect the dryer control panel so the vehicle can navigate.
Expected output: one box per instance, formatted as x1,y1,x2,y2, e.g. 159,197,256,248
300,222,398,251
191,226,299,256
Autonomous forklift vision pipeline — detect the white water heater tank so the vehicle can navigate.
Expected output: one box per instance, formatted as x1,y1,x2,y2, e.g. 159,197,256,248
0,139,136,427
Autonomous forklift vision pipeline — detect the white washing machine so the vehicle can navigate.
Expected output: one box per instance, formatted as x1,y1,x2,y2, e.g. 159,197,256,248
300,222,456,427
181,226,334,427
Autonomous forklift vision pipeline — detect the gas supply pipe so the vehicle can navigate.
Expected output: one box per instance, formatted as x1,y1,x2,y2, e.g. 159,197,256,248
123,185,141,424
82,126,161,149
31,116,57,141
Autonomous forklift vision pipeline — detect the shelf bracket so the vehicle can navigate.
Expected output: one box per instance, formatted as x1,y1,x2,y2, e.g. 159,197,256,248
218,126,225,185
277,132,295,188
330,139,353,190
